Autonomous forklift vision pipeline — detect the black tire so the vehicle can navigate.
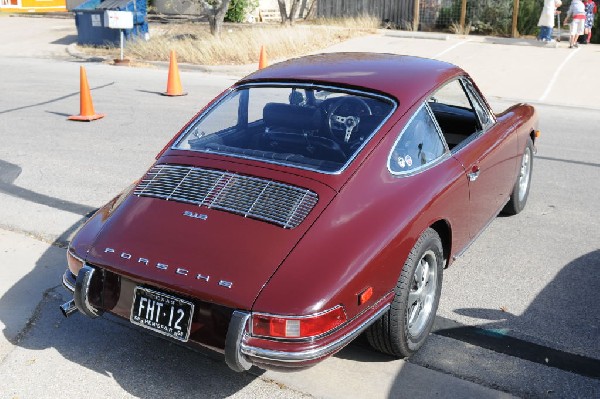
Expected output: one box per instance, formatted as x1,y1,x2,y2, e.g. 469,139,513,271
367,228,443,357
503,138,534,215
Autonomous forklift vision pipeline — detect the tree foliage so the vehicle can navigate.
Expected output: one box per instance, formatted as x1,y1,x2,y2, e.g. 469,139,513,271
225,0,259,23
517,0,543,36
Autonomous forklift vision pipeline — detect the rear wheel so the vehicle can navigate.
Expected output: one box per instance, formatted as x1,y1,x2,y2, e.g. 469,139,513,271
503,138,534,215
367,228,443,357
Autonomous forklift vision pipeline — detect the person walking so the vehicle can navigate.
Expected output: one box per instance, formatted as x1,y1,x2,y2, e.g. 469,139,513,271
538,0,562,42
564,0,587,47
583,0,598,43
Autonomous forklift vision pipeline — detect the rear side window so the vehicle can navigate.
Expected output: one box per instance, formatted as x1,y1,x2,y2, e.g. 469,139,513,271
389,105,446,174
427,78,492,151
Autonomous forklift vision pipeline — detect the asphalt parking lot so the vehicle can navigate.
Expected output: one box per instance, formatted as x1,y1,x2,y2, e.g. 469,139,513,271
0,15,599,399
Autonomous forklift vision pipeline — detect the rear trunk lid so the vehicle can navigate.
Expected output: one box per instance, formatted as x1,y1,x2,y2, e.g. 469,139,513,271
85,157,336,310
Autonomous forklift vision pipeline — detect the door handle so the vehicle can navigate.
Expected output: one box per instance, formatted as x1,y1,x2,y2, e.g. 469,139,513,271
467,166,480,182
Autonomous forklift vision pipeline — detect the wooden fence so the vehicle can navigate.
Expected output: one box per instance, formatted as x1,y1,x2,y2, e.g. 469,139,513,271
317,0,523,37
317,0,417,29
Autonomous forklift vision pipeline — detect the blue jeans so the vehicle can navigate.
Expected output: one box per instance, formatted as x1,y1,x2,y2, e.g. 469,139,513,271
538,26,553,41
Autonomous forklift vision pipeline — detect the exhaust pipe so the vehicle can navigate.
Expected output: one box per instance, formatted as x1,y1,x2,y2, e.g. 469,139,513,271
60,299,78,318
59,265,103,319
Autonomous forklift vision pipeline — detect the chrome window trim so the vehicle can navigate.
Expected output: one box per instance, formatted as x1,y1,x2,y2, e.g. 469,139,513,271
170,82,398,176
425,102,450,153
461,77,496,129
447,78,496,156
387,103,450,177
171,87,234,149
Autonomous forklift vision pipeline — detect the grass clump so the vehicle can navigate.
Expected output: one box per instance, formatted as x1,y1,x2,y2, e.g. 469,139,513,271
79,18,378,65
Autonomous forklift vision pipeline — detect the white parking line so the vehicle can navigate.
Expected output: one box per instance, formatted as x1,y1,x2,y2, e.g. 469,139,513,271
434,40,470,59
539,47,581,102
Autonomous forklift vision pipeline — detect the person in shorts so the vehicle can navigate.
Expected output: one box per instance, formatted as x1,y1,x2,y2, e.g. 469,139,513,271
583,0,597,44
564,0,586,48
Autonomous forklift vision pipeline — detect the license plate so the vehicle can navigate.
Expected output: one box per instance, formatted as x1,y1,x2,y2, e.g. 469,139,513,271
131,287,194,342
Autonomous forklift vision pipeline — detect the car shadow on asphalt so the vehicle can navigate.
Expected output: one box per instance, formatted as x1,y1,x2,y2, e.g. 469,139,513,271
0,218,267,398
393,250,600,397
50,35,78,45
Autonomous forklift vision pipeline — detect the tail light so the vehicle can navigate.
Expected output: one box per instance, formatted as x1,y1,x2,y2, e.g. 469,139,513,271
67,248,84,275
251,306,347,340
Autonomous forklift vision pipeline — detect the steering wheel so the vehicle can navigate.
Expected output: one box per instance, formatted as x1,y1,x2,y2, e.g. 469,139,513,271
305,136,348,163
328,97,372,143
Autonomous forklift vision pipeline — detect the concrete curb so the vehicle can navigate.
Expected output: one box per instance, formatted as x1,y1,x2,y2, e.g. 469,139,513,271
378,29,567,48
379,28,450,41
66,43,256,76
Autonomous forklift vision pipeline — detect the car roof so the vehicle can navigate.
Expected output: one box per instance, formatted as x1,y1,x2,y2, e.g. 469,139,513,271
239,53,465,105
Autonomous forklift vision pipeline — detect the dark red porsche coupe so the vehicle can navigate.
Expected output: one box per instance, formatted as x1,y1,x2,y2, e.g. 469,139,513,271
60,53,538,371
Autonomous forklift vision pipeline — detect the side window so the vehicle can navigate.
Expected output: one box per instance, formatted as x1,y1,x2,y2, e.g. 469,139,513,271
430,79,473,110
428,79,480,151
389,105,446,174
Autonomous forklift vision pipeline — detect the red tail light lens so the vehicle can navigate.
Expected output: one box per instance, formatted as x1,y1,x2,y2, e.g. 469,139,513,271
251,306,347,339
67,249,84,275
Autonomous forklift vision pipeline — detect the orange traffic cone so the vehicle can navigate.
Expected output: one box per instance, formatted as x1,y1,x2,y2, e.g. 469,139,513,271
68,66,105,122
258,46,268,70
162,50,187,96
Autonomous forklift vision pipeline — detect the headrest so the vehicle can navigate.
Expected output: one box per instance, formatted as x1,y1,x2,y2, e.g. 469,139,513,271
263,103,320,131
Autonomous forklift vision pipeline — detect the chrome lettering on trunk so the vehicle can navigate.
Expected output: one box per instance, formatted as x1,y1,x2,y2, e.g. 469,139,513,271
103,247,233,289
183,211,208,220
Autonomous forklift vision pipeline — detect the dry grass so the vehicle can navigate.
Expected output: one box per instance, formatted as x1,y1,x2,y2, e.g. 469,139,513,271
449,21,472,35
79,17,379,65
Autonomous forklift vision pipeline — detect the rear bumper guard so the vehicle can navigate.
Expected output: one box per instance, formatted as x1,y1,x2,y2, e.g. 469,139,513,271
225,310,253,372
224,301,390,371
239,303,390,365
60,265,103,319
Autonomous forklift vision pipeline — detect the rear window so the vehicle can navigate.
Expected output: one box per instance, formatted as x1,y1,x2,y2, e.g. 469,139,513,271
173,84,396,173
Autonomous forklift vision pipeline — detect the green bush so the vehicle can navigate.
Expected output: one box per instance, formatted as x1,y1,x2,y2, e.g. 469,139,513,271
437,1,462,29
470,0,513,35
225,0,259,23
432,0,596,40
437,0,513,35
518,0,543,36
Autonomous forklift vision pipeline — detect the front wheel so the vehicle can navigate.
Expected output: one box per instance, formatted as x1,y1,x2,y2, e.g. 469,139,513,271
503,138,534,215
367,228,443,357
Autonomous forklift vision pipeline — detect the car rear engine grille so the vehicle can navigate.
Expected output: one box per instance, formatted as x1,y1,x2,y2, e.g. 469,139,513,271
134,164,318,229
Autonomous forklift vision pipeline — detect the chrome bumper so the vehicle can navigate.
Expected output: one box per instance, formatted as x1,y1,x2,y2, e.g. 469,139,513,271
62,269,76,293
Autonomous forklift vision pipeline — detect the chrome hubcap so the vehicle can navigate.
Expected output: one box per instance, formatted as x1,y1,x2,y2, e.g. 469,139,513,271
518,148,531,202
406,250,437,337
